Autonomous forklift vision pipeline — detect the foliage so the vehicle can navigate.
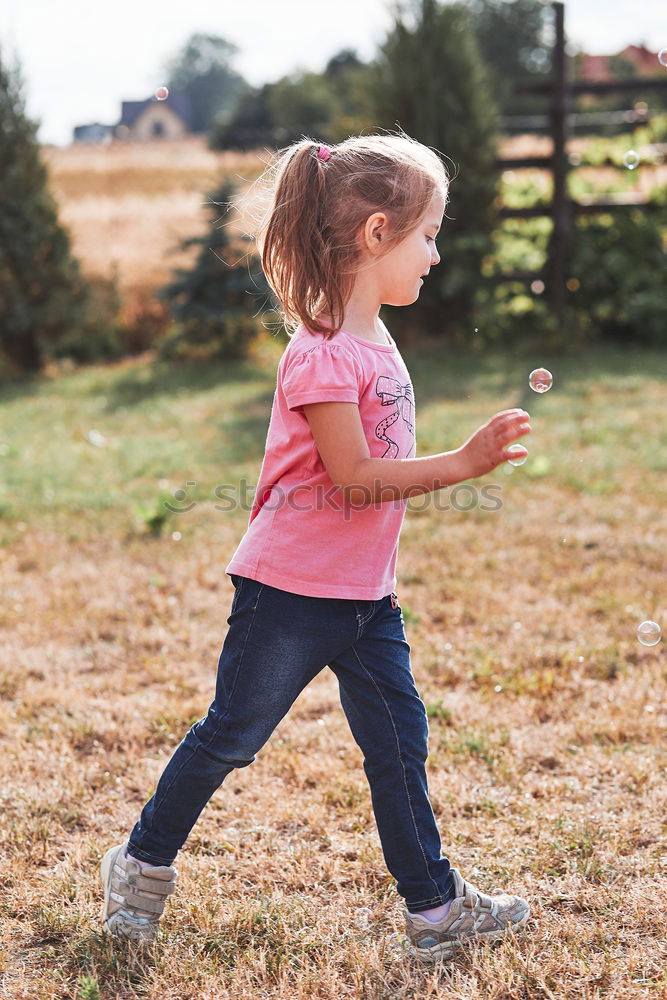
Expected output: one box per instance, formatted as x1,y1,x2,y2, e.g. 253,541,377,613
210,49,376,150
0,47,99,375
370,0,500,336
464,0,553,117
162,33,250,134
48,271,123,364
133,489,175,537
155,179,270,361
568,203,667,346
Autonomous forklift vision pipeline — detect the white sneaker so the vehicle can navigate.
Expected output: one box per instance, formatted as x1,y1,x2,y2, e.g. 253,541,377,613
100,842,178,941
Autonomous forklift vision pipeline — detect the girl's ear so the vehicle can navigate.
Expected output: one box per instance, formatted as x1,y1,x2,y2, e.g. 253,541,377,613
362,212,388,255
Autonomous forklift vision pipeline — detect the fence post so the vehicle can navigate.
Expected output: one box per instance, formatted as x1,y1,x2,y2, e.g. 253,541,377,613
548,1,571,333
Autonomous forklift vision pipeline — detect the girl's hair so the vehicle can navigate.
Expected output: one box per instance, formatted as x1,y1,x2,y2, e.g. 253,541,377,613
243,129,450,339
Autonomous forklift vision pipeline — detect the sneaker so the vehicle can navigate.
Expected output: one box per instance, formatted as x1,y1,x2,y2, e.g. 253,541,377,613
403,868,530,963
100,842,178,942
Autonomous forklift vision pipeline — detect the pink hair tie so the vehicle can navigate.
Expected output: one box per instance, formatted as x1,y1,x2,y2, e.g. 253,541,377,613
316,144,332,162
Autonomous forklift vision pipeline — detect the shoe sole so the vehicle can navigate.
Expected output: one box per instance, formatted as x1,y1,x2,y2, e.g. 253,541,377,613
410,910,530,963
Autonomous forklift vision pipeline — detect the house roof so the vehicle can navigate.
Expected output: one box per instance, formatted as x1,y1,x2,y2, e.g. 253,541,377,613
117,91,192,128
577,44,662,81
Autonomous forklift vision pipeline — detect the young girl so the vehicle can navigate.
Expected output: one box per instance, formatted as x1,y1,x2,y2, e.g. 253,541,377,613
101,131,532,963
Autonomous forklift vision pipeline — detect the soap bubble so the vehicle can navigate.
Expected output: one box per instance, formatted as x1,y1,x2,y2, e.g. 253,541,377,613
637,620,662,646
529,368,553,393
531,279,545,294
659,49,667,67
623,149,640,170
505,444,527,467
355,907,373,928
86,429,107,447
387,931,411,954
155,86,169,101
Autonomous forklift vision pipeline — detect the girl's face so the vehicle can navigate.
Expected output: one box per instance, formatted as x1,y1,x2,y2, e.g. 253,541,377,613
373,190,445,307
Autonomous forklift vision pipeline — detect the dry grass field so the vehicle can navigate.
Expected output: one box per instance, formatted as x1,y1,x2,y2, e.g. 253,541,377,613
1,330,666,998
41,140,268,306
1,133,665,998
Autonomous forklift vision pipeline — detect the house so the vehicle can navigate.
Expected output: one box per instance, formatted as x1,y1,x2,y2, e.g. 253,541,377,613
71,91,193,145
576,44,662,82
114,92,193,140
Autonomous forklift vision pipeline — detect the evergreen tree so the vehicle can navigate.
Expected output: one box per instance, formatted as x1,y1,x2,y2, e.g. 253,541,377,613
155,180,270,361
0,47,94,374
370,0,500,335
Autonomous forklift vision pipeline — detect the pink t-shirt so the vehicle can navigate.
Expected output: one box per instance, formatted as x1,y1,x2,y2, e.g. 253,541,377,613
225,323,416,599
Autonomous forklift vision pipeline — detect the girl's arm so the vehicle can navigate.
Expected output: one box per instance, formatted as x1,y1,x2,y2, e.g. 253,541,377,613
302,402,531,504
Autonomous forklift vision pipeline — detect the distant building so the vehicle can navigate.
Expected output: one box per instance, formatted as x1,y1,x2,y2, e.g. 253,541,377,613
115,92,193,140
72,122,114,144
577,44,661,82
71,91,194,145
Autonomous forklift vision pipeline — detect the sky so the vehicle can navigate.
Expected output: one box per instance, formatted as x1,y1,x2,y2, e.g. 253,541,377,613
1,0,666,147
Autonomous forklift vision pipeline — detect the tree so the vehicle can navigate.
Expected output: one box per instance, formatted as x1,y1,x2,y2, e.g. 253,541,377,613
0,47,95,374
370,0,500,334
210,49,377,151
210,84,275,151
162,33,250,134
155,180,270,361
464,0,553,117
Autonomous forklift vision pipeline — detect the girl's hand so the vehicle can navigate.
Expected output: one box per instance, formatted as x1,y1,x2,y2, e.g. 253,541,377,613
458,409,532,480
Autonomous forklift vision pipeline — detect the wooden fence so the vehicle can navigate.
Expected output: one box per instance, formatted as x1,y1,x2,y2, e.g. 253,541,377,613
495,1,667,326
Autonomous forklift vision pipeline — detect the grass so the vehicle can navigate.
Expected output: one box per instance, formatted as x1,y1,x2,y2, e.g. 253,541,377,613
1,336,666,998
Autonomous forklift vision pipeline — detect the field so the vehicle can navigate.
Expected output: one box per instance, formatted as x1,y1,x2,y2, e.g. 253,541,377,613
1,329,666,998
40,139,267,307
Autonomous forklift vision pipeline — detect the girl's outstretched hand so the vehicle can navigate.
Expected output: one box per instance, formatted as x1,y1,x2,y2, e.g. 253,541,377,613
458,409,532,480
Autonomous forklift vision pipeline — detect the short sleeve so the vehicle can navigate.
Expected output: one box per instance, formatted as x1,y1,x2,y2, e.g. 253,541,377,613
282,342,363,412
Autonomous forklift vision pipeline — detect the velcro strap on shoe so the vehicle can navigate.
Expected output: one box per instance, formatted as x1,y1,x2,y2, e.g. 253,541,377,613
122,890,167,915
123,873,176,896
463,881,492,911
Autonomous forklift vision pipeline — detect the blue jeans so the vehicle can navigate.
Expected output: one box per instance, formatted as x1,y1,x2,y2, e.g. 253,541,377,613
128,575,455,912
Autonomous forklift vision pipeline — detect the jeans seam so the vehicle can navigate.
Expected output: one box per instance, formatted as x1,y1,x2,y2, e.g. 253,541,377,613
211,581,265,735
229,576,243,615
354,602,376,637
350,645,441,905
136,582,265,852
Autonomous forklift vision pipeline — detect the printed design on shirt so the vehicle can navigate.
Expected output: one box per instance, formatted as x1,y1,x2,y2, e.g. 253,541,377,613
375,375,415,459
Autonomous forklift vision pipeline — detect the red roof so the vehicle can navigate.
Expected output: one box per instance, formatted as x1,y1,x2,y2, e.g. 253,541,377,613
576,44,662,81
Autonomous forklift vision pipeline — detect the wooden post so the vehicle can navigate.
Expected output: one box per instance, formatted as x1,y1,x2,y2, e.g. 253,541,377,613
549,1,570,332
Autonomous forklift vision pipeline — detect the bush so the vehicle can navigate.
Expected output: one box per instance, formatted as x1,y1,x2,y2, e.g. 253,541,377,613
158,312,264,363
568,204,667,346
47,271,123,364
